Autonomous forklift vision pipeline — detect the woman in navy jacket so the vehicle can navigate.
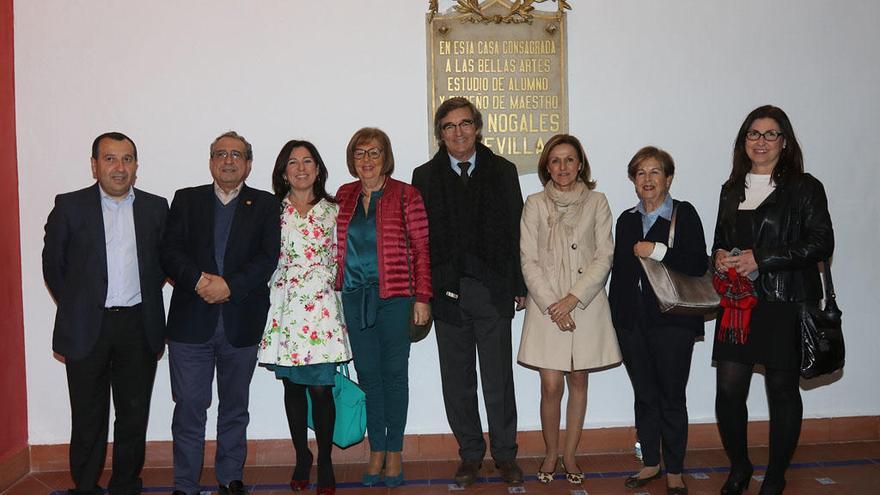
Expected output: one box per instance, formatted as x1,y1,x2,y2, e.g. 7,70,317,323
608,146,708,495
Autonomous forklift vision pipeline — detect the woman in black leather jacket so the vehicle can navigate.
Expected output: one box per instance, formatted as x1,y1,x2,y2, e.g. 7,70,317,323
712,105,834,495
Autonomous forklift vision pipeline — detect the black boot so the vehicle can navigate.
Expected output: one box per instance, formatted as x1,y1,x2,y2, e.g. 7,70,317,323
720,464,753,495
758,478,786,495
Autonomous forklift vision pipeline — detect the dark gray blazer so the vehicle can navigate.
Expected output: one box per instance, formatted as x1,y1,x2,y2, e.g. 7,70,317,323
42,183,169,360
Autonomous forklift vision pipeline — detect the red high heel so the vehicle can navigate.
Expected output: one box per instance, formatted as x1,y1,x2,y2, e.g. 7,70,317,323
289,479,309,491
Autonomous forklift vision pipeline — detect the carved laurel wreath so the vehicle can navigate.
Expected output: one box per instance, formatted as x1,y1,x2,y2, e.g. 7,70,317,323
429,0,571,24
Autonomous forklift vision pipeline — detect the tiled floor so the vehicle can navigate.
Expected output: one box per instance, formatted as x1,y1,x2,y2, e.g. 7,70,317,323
5,441,879,494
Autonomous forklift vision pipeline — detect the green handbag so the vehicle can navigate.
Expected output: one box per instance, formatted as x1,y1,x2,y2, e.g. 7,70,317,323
306,363,367,448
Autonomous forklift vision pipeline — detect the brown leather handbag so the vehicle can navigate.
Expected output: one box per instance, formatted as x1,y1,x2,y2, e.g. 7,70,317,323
637,205,720,315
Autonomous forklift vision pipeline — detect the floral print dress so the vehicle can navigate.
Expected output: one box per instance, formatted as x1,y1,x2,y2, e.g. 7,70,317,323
258,198,351,373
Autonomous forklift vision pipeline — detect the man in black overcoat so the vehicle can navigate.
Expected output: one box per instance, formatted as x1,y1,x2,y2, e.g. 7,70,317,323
412,97,527,487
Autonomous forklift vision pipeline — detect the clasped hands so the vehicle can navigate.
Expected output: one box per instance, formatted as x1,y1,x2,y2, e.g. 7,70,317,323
714,249,758,277
196,272,230,304
548,293,579,332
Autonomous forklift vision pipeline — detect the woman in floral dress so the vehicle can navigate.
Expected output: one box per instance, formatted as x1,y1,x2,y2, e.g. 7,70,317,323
258,140,350,495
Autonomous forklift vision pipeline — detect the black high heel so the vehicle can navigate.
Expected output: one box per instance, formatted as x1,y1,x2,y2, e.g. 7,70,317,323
758,478,786,495
720,464,753,495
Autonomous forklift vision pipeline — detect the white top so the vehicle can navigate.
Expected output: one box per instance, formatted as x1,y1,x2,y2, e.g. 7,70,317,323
740,173,775,210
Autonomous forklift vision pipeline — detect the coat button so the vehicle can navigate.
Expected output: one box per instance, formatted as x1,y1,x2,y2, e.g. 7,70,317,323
577,268,584,274
571,243,577,249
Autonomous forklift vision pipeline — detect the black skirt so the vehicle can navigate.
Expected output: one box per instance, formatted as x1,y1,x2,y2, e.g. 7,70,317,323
712,300,801,370
711,210,801,370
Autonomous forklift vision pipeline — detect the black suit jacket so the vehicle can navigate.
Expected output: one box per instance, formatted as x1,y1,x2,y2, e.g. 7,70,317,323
161,183,280,347
412,142,526,323
42,183,169,361
608,200,708,335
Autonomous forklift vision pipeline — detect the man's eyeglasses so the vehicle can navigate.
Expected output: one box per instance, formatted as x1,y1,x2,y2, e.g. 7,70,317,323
746,130,783,142
441,119,475,133
212,150,245,161
353,148,383,160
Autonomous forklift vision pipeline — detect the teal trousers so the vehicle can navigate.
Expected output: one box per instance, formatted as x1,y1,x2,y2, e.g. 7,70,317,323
342,288,412,452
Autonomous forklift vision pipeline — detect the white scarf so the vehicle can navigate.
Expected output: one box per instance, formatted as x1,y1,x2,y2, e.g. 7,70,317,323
543,180,589,301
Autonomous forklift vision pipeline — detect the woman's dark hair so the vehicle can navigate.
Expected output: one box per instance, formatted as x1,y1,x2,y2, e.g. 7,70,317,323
728,105,803,192
271,139,334,203
537,134,596,189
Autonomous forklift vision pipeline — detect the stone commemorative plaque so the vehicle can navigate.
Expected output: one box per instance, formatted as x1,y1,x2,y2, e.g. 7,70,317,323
427,0,570,174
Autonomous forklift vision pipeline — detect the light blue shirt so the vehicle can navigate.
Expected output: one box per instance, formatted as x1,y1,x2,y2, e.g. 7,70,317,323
632,193,673,237
100,186,142,307
448,151,477,177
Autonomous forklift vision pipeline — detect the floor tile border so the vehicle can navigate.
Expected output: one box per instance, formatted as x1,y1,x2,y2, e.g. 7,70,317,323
41,455,880,494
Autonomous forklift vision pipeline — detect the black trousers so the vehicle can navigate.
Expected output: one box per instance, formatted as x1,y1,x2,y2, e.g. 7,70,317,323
435,277,518,462
65,306,157,495
616,324,695,474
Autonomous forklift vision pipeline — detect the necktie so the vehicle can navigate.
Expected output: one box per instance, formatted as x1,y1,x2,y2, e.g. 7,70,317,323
458,161,471,186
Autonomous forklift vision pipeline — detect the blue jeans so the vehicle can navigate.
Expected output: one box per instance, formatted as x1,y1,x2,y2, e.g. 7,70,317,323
168,323,257,493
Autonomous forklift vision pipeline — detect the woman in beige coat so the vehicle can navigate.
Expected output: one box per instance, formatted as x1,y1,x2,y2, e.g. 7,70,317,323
518,134,622,486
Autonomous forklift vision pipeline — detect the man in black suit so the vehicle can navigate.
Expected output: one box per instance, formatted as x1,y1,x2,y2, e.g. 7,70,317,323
412,97,527,487
161,131,280,495
43,131,168,495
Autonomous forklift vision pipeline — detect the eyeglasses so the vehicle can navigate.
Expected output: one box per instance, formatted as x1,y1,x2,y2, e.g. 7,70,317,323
441,119,475,133
746,130,783,142
353,147,383,160
212,150,245,161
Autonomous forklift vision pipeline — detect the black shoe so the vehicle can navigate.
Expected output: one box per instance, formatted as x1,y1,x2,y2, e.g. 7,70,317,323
720,465,754,495
667,484,689,495
758,478,786,495
219,480,248,495
495,459,524,485
624,469,662,488
454,459,482,487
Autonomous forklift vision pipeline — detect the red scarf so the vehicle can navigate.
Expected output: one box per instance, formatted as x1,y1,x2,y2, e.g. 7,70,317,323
712,268,758,344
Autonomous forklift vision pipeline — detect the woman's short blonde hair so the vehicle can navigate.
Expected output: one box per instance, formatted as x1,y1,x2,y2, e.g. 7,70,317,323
627,146,675,179
345,127,395,178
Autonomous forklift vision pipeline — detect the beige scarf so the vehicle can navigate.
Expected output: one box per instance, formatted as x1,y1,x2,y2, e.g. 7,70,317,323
543,180,590,301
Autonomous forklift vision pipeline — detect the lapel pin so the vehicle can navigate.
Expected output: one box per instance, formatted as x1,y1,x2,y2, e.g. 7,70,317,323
246,200,252,206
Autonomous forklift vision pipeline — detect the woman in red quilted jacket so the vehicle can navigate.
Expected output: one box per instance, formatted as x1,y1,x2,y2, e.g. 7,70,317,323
335,127,431,487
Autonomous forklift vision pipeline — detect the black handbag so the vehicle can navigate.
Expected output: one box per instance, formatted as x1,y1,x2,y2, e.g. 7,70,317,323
401,187,433,343
800,261,844,379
